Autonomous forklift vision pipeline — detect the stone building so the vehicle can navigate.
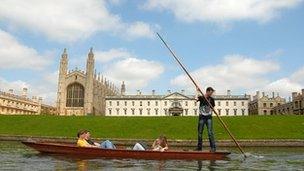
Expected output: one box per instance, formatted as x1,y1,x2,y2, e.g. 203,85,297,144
292,89,304,115
274,89,304,115
0,88,52,115
56,48,119,116
105,86,250,117
249,91,286,115
273,101,293,115
41,104,57,115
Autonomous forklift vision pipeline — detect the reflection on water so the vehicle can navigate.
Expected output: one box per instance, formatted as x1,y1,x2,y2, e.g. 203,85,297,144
0,141,304,170
77,160,88,171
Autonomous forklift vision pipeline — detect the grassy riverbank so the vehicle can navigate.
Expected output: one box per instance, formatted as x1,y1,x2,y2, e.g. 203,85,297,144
0,115,303,140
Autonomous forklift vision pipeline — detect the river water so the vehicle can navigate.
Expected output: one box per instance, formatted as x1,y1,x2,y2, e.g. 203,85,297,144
0,141,303,170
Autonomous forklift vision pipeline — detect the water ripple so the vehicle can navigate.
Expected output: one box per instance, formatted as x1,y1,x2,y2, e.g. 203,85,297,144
0,141,303,171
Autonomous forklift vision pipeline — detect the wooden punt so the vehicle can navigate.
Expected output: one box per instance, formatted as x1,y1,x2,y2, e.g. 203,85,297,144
22,141,230,160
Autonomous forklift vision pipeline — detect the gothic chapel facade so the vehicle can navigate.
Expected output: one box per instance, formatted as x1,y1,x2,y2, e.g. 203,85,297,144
56,48,119,116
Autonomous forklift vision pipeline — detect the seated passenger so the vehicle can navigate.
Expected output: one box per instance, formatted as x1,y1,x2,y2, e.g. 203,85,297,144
83,130,116,149
100,140,116,149
77,130,96,147
132,142,147,151
83,131,100,146
152,135,169,152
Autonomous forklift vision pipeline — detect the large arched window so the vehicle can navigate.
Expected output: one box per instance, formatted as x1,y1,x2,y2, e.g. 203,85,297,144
66,83,84,107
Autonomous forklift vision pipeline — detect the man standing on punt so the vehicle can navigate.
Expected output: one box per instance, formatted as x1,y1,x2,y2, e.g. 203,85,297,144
196,87,216,152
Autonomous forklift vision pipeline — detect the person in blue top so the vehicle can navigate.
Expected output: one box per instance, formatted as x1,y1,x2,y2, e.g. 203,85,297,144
196,87,216,152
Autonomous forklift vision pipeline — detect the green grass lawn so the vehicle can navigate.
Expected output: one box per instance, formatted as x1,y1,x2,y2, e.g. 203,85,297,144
0,115,303,140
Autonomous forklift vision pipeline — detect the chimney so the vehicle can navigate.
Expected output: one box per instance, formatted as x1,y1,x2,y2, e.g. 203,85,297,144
167,90,171,94
248,95,252,101
8,89,13,94
32,96,37,102
262,92,265,97
272,92,275,98
256,91,260,99
292,92,297,100
227,90,231,96
22,88,28,98
181,89,185,94
120,81,126,95
137,90,141,95
302,89,304,95
152,90,155,95
38,97,43,104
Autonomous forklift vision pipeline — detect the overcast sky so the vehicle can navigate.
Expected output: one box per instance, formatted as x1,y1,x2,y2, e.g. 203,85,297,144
0,0,304,104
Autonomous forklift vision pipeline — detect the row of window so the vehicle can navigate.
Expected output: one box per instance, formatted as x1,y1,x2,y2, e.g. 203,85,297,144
108,100,246,107
107,108,247,116
0,99,38,110
218,101,246,107
263,102,275,108
294,101,303,109
250,102,282,109
260,101,304,109
109,101,171,107
0,107,36,114
277,108,292,114
217,109,247,116
108,108,162,115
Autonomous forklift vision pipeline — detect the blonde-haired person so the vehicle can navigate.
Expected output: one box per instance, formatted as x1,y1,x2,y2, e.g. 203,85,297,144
152,135,169,152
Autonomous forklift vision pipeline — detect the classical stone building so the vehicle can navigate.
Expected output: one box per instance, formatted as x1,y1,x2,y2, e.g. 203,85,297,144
249,91,286,115
56,48,119,116
0,88,53,115
105,86,250,117
273,89,304,115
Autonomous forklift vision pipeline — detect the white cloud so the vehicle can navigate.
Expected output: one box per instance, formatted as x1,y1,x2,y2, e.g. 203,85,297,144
0,70,58,105
43,71,59,86
0,0,156,42
170,54,304,98
123,22,157,40
95,48,133,63
290,67,304,84
0,75,57,105
261,67,304,97
0,29,51,69
265,49,285,58
170,54,280,94
0,77,29,93
107,0,125,6
34,72,58,105
262,78,302,97
143,0,302,23
104,57,164,90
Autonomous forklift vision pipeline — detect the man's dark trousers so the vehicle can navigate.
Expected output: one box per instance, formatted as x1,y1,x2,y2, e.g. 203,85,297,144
197,115,216,152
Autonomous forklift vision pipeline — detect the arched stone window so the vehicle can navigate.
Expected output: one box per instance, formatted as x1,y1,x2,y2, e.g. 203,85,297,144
66,83,84,107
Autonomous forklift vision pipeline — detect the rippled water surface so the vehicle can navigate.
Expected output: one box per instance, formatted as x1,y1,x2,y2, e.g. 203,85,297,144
0,141,303,170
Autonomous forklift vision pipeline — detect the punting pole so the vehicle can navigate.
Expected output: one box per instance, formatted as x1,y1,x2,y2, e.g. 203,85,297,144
156,32,247,158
